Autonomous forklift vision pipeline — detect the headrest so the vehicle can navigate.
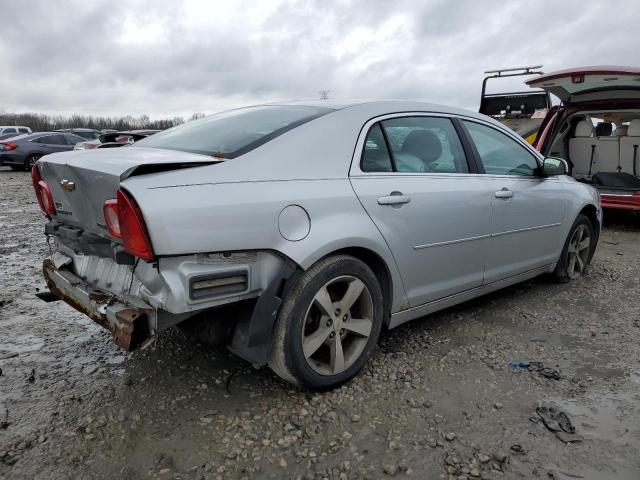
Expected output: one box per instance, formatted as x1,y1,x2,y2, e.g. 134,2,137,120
614,126,628,137
628,119,640,136
595,122,613,137
574,120,593,137
401,129,442,163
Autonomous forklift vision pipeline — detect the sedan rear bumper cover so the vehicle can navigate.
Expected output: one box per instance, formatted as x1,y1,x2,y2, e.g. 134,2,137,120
43,258,155,351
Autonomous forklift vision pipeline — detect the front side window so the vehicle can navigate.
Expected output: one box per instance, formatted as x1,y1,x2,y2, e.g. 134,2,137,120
381,117,469,173
463,121,539,176
18,128,29,133
134,105,333,158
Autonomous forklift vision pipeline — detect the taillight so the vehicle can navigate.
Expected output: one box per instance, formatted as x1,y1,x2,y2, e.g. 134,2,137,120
103,190,154,260
0,142,17,151
31,165,56,215
103,199,120,237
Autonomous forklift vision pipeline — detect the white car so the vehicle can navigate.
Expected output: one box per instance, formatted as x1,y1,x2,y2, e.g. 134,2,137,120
0,125,31,136
34,100,601,389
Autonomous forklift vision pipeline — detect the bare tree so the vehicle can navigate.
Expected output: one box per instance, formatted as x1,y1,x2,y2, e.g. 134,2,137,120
318,90,330,100
0,112,185,132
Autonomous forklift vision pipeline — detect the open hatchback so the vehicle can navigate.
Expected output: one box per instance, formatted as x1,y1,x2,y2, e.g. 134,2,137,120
528,66,640,211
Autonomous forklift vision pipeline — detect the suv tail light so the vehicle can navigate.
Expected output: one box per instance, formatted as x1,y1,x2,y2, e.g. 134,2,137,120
0,142,17,151
103,189,155,260
31,165,56,215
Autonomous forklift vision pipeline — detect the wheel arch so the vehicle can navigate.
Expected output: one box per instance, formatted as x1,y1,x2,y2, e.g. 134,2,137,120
284,236,408,322
324,246,394,325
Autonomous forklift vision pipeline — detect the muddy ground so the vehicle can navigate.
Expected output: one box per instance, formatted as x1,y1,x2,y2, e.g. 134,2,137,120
1,167,639,480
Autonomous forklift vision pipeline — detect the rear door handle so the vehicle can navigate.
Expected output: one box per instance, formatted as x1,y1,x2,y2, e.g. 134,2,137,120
378,193,411,205
494,188,513,199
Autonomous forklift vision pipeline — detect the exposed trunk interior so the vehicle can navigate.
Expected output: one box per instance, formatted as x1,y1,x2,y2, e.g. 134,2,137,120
545,109,640,192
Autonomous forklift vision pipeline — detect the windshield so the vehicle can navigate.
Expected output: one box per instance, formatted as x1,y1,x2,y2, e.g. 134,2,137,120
133,105,333,158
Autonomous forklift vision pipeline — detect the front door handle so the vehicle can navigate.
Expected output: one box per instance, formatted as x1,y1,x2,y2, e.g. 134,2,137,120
378,192,411,205
494,188,513,199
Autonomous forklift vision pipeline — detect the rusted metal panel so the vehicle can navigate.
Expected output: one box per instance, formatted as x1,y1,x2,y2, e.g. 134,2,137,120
42,258,153,351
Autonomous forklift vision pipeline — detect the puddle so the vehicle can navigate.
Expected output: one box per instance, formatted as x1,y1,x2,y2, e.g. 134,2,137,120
546,464,640,480
557,377,640,447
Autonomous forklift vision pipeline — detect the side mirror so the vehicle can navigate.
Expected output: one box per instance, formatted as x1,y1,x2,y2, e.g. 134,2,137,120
542,157,568,176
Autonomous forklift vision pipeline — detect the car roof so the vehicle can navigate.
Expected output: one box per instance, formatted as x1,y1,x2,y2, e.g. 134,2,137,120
56,128,99,132
265,99,492,122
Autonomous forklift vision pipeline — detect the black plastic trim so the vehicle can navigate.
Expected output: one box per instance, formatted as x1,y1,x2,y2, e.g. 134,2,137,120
228,261,297,366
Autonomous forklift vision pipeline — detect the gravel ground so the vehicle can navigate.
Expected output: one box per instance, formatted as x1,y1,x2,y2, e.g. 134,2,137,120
1,167,639,480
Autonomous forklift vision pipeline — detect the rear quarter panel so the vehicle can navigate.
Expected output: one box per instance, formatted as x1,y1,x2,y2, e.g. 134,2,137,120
123,177,408,313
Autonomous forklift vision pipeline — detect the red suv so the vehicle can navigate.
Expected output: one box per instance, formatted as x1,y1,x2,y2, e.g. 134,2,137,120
528,66,640,211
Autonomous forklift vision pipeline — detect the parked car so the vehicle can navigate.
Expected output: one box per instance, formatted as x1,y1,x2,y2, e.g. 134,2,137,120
34,101,601,389
0,132,22,141
55,128,102,140
526,66,640,211
73,130,160,150
0,132,86,170
0,126,32,136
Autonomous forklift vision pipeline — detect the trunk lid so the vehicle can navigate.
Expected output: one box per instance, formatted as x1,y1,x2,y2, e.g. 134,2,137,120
38,147,218,237
526,66,640,103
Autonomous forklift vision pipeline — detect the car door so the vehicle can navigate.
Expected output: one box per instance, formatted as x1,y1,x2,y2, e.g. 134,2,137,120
35,134,71,154
461,119,566,283
350,115,492,308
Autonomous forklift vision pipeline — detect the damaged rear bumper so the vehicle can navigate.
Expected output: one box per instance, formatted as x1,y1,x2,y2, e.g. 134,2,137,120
42,258,155,351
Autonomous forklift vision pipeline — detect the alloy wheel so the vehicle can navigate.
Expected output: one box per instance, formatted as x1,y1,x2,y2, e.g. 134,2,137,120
301,275,374,376
567,224,591,280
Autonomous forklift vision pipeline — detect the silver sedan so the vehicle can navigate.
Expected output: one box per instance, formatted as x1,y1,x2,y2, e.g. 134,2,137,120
35,100,601,389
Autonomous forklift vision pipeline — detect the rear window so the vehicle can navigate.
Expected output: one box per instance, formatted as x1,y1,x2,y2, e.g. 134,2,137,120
134,105,333,158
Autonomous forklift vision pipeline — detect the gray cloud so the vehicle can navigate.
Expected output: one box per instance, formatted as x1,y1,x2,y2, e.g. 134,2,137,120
1,0,638,118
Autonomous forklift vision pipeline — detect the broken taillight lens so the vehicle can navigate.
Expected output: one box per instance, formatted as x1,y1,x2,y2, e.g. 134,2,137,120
31,165,56,215
104,190,154,260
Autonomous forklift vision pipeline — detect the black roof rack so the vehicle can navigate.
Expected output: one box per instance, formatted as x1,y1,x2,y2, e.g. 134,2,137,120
480,65,551,118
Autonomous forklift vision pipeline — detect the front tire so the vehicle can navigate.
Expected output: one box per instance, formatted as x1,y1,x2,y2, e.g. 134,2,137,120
553,214,595,283
269,255,383,390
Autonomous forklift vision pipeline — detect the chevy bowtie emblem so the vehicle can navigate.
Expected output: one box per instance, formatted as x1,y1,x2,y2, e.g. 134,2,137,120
60,179,76,192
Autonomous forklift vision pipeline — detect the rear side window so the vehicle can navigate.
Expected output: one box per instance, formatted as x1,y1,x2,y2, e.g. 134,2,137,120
134,105,333,158
463,121,539,176
38,134,66,145
3,128,17,134
361,124,393,172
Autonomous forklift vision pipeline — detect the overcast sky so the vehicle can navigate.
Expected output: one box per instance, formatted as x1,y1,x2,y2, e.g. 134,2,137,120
1,0,638,119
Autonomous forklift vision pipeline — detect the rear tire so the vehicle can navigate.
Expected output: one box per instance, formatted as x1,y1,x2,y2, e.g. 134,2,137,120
24,154,42,171
553,214,595,283
268,255,383,390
